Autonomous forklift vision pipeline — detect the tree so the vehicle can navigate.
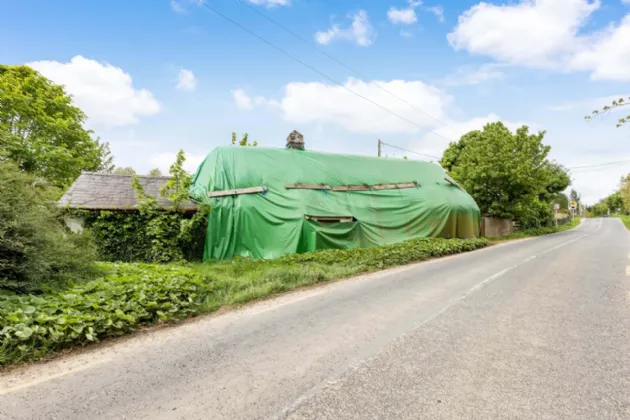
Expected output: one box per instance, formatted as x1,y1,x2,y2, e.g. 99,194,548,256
159,150,191,212
0,65,112,188
591,202,609,217
231,132,258,147
440,122,570,228
147,168,162,176
619,174,630,212
586,96,630,128
552,192,569,210
0,161,97,292
113,167,136,175
605,191,624,214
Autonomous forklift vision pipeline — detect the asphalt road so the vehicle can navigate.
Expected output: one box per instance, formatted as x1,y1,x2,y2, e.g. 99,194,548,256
1,218,629,419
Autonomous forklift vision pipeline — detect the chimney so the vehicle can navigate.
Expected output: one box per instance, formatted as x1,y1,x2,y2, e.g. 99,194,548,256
286,130,305,150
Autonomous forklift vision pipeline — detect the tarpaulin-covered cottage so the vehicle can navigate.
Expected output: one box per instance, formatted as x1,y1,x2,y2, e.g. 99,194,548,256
189,132,480,260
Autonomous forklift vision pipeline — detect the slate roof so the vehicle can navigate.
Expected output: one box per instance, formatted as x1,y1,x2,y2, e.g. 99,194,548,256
58,172,197,212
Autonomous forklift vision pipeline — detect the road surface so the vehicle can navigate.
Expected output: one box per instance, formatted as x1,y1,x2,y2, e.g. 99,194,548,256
1,218,629,419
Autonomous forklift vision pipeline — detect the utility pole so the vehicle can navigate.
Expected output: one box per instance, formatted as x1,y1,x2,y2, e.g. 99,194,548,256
377,139,381,157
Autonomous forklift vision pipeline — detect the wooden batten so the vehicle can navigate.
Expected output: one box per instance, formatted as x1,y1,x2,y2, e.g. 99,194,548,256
285,184,332,190
206,186,267,198
444,178,463,190
286,181,419,192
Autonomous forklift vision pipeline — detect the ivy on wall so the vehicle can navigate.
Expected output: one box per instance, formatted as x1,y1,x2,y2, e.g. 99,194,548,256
82,150,209,263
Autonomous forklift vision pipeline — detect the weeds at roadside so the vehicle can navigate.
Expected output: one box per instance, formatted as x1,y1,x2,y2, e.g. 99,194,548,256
0,237,487,366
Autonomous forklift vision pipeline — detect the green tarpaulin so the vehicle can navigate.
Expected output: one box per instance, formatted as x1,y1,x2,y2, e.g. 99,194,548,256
190,146,480,260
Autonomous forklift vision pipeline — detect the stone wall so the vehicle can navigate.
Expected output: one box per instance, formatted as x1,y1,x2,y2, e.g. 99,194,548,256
480,216,514,237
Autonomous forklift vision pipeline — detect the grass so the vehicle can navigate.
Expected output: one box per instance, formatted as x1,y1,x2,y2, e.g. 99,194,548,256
1,215,588,368
614,214,630,230
489,217,581,242
0,237,488,366
1,217,589,367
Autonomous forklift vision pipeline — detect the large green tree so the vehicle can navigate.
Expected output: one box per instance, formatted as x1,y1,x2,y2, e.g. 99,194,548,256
0,65,112,187
440,122,570,228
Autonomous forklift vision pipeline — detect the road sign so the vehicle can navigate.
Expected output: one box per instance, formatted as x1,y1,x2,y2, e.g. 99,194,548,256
554,203,560,210
570,201,577,209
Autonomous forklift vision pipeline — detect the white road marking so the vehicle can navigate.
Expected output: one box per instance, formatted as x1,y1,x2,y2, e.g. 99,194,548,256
278,218,604,418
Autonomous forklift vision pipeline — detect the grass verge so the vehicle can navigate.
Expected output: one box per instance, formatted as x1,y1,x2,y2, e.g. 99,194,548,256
488,217,581,242
614,214,630,230
0,236,487,366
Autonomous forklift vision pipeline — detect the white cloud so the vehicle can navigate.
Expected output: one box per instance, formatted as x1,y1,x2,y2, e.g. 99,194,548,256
448,0,599,68
388,1,445,25
567,15,630,81
448,0,630,81
315,10,376,47
149,152,206,174
251,78,451,134
426,5,444,23
247,0,290,6
233,89,253,110
170,0,187,13
28,55,160,127
623,0,630,5
176,69,197,91
388,1,420,25
232,89,279,110
411,114,528,160
441,64,504,86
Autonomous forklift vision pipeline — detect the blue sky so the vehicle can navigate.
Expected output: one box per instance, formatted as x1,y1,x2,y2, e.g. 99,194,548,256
3,0,630,203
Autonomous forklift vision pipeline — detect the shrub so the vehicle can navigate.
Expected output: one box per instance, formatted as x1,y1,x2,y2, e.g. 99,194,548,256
0,162,98,292
79,150,209,264
281,237,489,269
0,236,488,365
0,263,211,364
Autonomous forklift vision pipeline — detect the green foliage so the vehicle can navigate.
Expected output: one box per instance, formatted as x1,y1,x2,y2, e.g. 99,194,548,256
569,189,581,206
590,202,608,217
231,132,258,147
147,168,162,176
84,150,209,263
1,236,488,365
618,174,630,213
0,65,112,188
113,167,136,175
615,214,630,230
491,217,581,241
0,263,210,364
586,96,630,128
281,237,488,269
440,122,570,228
552,192,569,210
604,191,623,213
0,162,98,292
159,150,191,211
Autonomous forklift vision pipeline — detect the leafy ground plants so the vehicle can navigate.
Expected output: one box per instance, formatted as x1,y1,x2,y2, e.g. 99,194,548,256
0,236,487,366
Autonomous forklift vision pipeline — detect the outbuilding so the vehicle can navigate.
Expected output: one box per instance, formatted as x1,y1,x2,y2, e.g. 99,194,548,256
189,132,481,260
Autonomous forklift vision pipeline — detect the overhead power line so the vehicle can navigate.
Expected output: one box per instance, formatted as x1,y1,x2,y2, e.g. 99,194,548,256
380,141,441,160
195,0,455,143
569,159,630,171
235,0,450,129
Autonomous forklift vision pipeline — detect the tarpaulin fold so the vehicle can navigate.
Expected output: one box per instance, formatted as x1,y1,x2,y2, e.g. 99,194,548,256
190,146,481,260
